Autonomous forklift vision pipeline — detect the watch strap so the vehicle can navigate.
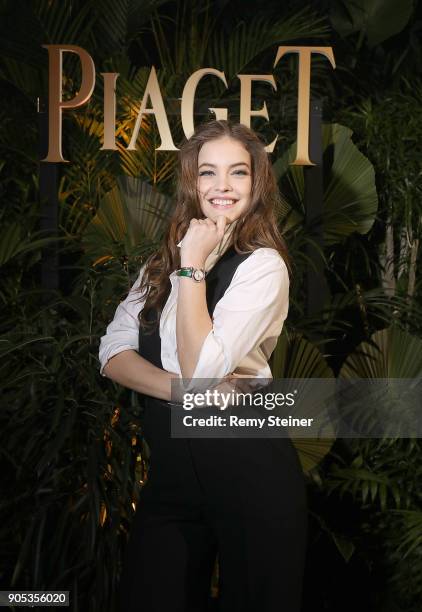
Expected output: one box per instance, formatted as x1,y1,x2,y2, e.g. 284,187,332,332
176,266,206,281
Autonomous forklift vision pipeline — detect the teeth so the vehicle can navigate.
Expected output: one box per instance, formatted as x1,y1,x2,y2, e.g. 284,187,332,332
211,199,235,206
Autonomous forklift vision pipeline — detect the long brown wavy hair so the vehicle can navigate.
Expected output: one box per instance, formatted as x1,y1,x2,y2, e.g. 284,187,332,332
136,119,290,332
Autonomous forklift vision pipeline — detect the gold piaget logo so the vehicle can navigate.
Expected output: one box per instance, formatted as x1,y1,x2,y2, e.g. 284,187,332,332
41,44,335,165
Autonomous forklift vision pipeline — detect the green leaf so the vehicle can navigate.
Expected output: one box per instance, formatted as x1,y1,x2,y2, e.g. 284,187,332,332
271,329,334,379
331,532,356,562
276,123,378,246
208,8,329,81
82,175,173,265
340,326,422,378
392,510,422,560
330,0,413,48
271,330,335,473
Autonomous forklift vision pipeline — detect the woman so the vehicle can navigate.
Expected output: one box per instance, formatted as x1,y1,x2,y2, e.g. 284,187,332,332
99,120,307,612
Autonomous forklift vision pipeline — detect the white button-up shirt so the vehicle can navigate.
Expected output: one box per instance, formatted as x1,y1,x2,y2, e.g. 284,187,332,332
99,226,289,380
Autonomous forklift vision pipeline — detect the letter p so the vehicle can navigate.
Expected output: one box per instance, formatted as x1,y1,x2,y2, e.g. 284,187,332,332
42,45,95,163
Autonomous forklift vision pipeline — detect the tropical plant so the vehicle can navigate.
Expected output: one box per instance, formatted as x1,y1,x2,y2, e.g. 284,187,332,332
309,326,422,610
338,80,422,309
1,0,422,610
82,175,173,267
270,329,336,473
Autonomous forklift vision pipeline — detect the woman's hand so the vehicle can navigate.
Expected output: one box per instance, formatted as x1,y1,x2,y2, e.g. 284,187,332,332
180,216,228,266
208,373,265,410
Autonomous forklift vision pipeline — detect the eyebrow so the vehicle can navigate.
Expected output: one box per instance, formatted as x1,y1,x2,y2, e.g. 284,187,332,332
198,162,250,169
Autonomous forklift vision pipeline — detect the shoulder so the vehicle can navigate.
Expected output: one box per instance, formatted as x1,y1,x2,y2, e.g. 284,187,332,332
250,247,287,266
235,247,289,280
220,247,289,311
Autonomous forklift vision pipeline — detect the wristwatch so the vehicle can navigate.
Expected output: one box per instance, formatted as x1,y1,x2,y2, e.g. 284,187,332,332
176,266,206,282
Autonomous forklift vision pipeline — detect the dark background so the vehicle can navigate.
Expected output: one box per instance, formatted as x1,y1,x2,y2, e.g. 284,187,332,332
0,1,421,610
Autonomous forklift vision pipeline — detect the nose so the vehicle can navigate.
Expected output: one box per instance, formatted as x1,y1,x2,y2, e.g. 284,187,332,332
215,172,233,192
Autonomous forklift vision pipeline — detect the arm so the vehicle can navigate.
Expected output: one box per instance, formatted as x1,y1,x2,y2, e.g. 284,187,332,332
103,351,176,401
176,252,212,379
99,266,179,400
176,216,227,379
99,267,146,375
183,249,289,380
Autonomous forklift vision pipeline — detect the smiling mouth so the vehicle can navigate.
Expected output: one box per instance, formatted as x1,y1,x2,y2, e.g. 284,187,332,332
209,198,238,207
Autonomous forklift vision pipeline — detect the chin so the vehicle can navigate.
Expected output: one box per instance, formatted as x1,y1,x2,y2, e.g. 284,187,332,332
204,209,239,224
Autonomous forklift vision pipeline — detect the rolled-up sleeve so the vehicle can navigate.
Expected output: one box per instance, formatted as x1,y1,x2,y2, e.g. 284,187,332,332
190,249,289,380
98,266,146,375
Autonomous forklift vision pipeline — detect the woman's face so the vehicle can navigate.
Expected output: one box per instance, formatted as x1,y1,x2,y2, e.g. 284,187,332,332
196,136,252,224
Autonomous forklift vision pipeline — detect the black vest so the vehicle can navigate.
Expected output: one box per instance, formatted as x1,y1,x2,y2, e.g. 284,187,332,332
138,245,253,379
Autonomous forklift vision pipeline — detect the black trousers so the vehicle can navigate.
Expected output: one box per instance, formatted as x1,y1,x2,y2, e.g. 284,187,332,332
119,398,308,612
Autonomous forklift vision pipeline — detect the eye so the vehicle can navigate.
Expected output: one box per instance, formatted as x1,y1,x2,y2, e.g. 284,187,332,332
232,169,249,175
198,170,214,176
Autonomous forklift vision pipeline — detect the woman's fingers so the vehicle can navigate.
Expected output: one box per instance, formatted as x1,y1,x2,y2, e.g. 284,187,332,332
226,373,265,395
211,380,237,409
182,215,227,261
215,215,228,239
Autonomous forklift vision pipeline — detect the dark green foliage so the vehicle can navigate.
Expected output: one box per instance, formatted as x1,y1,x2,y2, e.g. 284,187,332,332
1,1,422,610
0,257,145,609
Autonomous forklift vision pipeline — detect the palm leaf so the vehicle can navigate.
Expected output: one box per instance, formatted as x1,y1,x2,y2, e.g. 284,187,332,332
208,8,330,82
82,176,173,265
0,224,65,267
326,464,404,511
274,123,378,245
391,509,422,557
60,113,118,235
271,329,336,473
330,0,414,48
340,326,422,378
338,326,422,439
